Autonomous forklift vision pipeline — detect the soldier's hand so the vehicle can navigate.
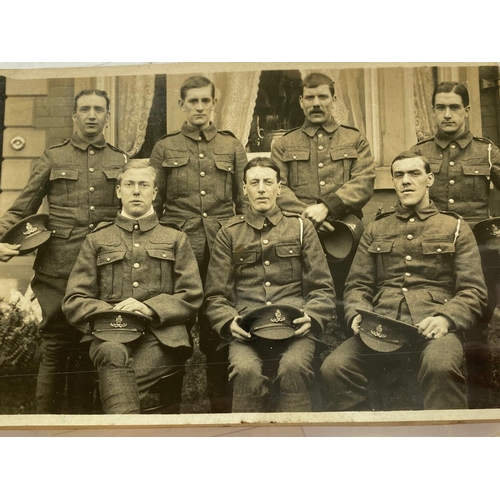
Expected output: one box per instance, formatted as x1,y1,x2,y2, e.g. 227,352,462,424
417,315,452,340
317,221,335,234
351,314,362,335
230,316,252,342
113,298,155,318
293,312,312,337
0,243,21,262
301,203,329,229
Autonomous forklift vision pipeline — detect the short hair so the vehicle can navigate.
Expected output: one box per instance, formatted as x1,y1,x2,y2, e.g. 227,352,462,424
116,159,158,187
243,157,281,183
180,76,215,101
391,151,431,175
301,73,335,98
432,81,469,108
74,89,110,113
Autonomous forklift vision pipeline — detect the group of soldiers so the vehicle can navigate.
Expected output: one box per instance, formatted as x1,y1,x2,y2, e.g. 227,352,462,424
0,72,498,415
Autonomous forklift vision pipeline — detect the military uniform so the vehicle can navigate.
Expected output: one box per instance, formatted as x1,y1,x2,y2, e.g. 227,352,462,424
320,201,488,411
411,129,500,407
62,212,203,414
150,121,247,412
204,206,336,412
0,133,127,413
271,118,375,323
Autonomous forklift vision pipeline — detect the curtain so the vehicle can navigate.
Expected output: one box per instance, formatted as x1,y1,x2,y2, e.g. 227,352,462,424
116,75,155,157
413,67,435,141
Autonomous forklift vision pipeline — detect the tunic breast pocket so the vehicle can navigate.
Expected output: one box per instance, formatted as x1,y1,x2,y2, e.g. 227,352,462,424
48,168,79,207
421,240,455,279
329,146,359,186
283,149,310,187
367,240,394,281
275,243,302,282
97,250,126,300
214,157,234,203
162,156,189,199
146,248,175,294
462,161,490,200
102,168,121,206
232,250,257,283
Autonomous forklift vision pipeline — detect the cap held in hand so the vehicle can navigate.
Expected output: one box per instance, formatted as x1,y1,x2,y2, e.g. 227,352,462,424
0,214,51,255
239,305,304,340
86,310,152,343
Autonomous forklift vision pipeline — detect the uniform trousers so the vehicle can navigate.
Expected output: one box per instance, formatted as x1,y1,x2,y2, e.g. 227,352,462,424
31,274,94,414
320,333,467,411
228,336,316,413
89,334,187,414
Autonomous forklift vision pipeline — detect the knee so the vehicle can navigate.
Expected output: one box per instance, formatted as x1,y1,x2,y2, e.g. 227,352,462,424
229,358,261,384
278,354,314,382
421,343,464,379
90,341,129,370
320,349,350,385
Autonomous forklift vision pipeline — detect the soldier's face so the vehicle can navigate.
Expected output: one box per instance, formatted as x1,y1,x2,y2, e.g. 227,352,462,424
392,157,434,211
72,94,109,139
299,85,335,125
433,92,469,138
243,166,281,215
179,85,216,129
117,167,158,218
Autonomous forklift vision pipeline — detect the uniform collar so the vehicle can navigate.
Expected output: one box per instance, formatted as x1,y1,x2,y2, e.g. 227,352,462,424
181,122,217,142
302,117,339,137
70,132,107,151
115,211,159,232
395,200,438,221
245,205,283,230
434,129,473,150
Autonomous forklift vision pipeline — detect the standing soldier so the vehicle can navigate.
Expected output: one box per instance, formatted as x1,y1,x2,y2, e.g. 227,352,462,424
411,81,500,408
0,89,127,413
271,72,375,326
150,76,247,412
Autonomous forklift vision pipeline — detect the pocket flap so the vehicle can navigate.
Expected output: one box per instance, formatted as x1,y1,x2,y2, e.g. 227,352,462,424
102,168,121,180
48,221,74,239
233,250,257,264
162,156,189,168
427,289,451,304
422,241,455,254
50,168,79,181
146,248,175,261
215,160,234,174
97,250,126,266
275,243,302,257
330,147,359,162
462,163,490,176
368,240,394,253
283,150,310,162
428,158,442,174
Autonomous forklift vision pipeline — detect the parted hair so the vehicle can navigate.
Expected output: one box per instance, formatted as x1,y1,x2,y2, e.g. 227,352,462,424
301,73,335,98
180,76,215,100
391,151,431,175
117,159,158,186
73,89,110,112
432,81,469,108
243,157,281,183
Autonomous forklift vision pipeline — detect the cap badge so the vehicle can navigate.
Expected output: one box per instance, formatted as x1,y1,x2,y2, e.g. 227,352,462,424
491,224,500,237
270,309,286,323
110,315,128,329
370,324,387,339
23,222,39,236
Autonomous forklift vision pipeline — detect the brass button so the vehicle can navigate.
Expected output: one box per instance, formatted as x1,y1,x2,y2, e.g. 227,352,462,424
320,181,326,186
449,199,455,204
200,171,206,177
451,144,456,149
405,272,411,277
133,263,140,269
199,153,204,159
61,171,66,176
89,167,95,173
449,180,455,186
265,281,271,287
263,239,269,244
266,301,272,305
162,253,167,258
106,257,110,262
318,163,324,168
289,249,294,254
89,224,95,229
376,247,381,252
133,282,139,288
264,260,270,266
90,206,95,211
293,155,297,159
407,234,413,240
203,213,208,218
318,133,323,138
134,224,139,230
318,145,324,151
89,186,95,192
173,161,178,166
437,248,442,253
239,258,244,262
89,150,95,155
475,170,479,174
402,287,408,292
344,153,348,157
405,255,412,261
409,218,415,222
449,161,455,166
134,243,140,248
200,190,206,196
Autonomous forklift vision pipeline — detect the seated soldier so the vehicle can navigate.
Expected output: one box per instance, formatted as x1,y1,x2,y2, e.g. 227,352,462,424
62,159,203,414
320,151,488,411
204,157,336,413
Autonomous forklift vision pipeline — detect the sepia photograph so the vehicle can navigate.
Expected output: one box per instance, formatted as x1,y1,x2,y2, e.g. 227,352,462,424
0,61,499,429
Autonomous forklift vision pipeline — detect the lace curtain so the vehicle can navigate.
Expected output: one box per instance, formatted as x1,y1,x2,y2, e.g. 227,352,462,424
116,75,155,157
413,67,436,141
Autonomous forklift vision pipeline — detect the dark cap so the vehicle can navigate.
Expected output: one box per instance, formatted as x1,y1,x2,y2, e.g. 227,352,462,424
239,305,303,340
86,310,152,343
0,214,51,255
473,217,500,250
356,309,419,353
321,214,364,263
